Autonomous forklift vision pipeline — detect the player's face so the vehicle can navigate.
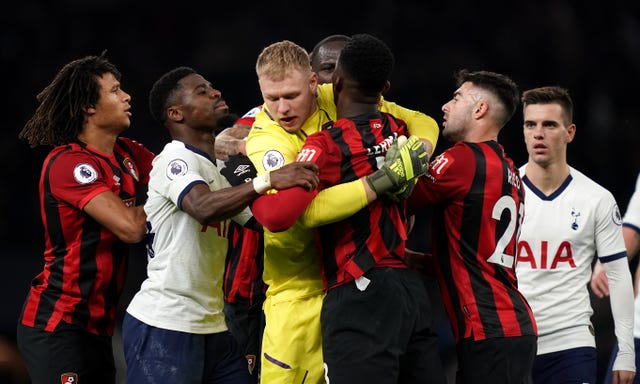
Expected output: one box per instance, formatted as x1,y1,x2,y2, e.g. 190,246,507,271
259,68,318,133
312,41,346,85
523,103,575,168
441,82,476,142
175,74,229,132
89,72,132,133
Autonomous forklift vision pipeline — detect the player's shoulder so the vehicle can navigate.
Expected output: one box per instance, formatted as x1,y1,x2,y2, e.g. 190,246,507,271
316,84,337,114
153,140,198,165
569,167,612,197
46,142,98,165
249,111,285,137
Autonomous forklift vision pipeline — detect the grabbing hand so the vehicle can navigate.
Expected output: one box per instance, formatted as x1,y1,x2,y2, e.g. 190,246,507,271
365,135,429,196
269,161,319,192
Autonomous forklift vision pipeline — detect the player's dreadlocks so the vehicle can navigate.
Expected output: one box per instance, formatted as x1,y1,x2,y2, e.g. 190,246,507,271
19,51,120,147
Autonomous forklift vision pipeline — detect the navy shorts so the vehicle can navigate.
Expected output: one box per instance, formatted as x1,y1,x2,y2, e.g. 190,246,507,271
17,322,115,384
122,313,252,384
532,346,597,384
457,335,537,384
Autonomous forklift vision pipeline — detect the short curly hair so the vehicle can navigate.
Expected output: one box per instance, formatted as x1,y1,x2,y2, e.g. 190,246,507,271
148,66,196,123
338,33,394,95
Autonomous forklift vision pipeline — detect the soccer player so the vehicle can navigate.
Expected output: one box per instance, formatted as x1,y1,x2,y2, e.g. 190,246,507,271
122,66,320,383
407,69,538,384
216,35,351,382
214,34,349,160
309,34,349,84
251,33,445,384
516,86,635,384
595,172,640,384
246,39,440,384
219,151,266,382
16,52,155,384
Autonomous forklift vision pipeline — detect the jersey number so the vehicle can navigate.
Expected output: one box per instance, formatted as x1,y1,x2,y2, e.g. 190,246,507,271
486,195,522,268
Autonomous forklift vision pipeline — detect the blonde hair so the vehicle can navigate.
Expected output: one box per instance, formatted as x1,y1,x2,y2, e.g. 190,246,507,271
256,40,312,81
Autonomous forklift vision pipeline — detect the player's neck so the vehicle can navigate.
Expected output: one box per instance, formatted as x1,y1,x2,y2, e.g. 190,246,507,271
525,161,570,195
172,127,216,159
77,127,118,155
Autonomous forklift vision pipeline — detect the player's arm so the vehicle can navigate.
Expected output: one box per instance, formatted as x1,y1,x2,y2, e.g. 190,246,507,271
592,226,640,298
591,173,640,297
84,191,147,243
301,136,429,228
300,180,372,228
182,161,319,225
601,254,636,377
214,124,251,161
379,98,439,157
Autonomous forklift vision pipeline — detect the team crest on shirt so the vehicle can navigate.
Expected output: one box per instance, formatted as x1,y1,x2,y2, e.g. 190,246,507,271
370,118,383,130
262,150,285,170
166,159,188,180
73,163,98,184
122,157,139,182
246,354,257,375
612,204,622,226
61,372,78,383
570,208,581,230
242,106,262,118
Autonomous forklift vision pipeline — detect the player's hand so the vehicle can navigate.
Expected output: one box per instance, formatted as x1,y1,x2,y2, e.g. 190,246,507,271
590,260,610,298
612,369,635,384
269,161,319,191
365,135,429,196
220,154,256,186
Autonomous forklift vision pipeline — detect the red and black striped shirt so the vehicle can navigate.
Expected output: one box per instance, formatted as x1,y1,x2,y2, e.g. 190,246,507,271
408,140,537,342
251,113,410,290
20,138,153,336
302,113,409,290
223,222,266,305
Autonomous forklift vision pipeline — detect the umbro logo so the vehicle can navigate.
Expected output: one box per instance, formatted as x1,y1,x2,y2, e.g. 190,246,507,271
234,164,251,177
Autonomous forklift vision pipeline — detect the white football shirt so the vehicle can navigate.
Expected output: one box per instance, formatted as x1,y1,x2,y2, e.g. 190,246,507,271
127,140,252,334
623,173,640,338
516,165,627,355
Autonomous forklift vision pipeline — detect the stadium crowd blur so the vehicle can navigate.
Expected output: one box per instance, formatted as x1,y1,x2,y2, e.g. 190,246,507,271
2,1,639,382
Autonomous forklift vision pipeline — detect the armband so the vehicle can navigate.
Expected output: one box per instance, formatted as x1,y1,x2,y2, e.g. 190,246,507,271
252,172,271,194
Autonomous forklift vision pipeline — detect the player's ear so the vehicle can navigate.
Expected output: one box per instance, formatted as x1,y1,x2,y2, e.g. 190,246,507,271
566,123,576,143
82,104,96,115
333,74,343,94
381,80,390,95
309,72,318,94
167,105,184,123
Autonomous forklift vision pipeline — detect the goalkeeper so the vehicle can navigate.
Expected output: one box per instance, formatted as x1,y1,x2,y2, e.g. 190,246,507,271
250,34,446,384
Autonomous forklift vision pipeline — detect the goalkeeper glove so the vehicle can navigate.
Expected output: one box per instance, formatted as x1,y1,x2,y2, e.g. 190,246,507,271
365,135,429,196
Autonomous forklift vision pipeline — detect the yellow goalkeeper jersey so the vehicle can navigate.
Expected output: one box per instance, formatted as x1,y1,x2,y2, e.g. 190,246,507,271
246,83,439,301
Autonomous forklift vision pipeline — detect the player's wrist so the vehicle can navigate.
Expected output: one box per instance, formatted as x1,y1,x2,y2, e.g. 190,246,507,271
365,167,395,196
252,172,271,194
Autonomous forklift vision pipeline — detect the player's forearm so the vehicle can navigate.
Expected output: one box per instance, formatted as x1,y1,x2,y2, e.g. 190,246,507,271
301,179,368,228
604,256,636,372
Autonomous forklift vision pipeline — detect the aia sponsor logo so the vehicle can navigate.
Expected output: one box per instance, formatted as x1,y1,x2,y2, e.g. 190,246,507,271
516,240,576,269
